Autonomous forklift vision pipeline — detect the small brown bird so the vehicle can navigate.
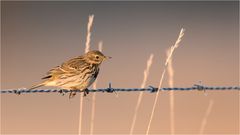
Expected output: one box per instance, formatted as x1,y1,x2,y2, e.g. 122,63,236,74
29,50,111,98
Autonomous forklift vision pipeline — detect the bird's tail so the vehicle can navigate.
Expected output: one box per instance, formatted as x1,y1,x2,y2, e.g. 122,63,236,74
29,82,45,90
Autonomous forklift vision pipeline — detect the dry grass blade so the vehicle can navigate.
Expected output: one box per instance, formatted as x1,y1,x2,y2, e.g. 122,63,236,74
90,41,103,135
79,14,95,135
199,100,214,134
130,54,154,135
167,49,175,135
146,28,185,135
90,83,97,135
85,15,94,53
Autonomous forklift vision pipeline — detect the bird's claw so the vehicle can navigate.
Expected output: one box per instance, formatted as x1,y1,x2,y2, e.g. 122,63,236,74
83,89,89,97
69,90,76,99
14,90,21,95
59,89,66,96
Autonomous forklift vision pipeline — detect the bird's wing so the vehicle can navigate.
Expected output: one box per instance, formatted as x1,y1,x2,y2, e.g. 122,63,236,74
42,56,86,80
61,56,87,71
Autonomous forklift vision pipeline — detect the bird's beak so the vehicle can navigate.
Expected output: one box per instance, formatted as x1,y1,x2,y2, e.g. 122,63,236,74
104,56,112,60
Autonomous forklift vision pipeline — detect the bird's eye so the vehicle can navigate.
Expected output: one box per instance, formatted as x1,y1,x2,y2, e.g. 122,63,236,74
96,56,99,59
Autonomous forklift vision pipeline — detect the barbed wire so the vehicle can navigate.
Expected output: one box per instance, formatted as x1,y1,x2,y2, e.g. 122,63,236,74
1,83,239,95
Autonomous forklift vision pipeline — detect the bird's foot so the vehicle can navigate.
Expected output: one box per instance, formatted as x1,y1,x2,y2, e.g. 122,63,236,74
59,89,66,96
69,90,77,99
83,88,89,97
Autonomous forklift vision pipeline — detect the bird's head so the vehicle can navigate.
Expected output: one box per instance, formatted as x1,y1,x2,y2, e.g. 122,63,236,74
85,50,111,64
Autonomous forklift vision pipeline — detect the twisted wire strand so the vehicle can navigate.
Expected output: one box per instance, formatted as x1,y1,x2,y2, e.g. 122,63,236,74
1,84,239,94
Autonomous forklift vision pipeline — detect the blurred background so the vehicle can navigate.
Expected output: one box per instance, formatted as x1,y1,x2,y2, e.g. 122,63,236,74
1,1,239,134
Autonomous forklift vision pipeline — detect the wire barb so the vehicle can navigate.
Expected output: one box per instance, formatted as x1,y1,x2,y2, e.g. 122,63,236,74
105,83,115,93
148,86,158,93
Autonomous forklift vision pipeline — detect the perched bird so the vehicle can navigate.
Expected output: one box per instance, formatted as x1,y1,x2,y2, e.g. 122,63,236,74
29,50,111,98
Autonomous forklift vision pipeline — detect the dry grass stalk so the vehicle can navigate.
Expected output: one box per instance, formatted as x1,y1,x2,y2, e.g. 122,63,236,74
79,14,95,135
146,28,185,135
199,100,214,134
90,41,103,135
130,54,154,135
85,15,94,53
167,49,175,135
